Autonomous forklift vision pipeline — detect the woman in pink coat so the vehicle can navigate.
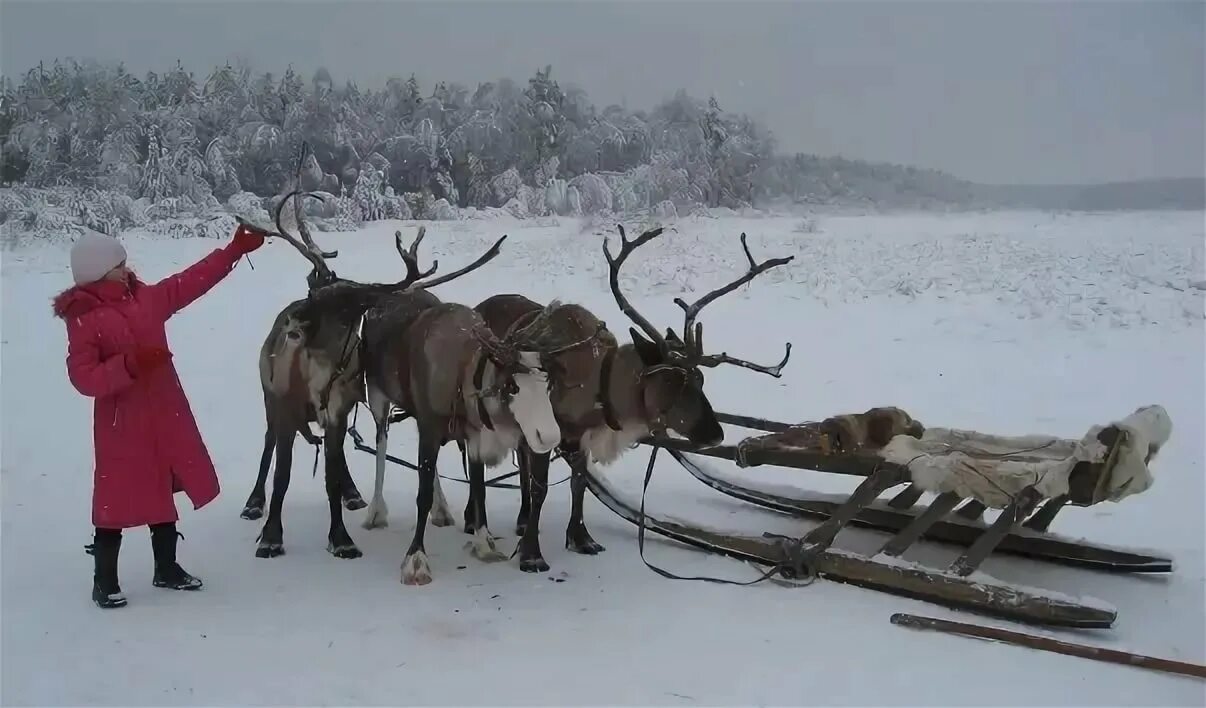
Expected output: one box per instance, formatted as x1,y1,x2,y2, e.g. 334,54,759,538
53,225,267,609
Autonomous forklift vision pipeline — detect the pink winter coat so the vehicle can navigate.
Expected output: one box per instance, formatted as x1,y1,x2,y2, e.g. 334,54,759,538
53,244,246,529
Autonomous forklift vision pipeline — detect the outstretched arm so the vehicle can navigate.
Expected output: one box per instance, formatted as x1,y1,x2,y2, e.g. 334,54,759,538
146,225,266,320
65,318,135,398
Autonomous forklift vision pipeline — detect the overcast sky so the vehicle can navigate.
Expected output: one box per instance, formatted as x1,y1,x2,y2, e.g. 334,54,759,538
2,0,1202,185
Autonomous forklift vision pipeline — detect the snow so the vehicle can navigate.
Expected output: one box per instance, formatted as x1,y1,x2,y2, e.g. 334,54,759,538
3,209,1204,705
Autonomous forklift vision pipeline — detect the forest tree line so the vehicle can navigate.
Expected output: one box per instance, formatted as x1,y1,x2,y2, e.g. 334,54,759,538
3,59,1189,237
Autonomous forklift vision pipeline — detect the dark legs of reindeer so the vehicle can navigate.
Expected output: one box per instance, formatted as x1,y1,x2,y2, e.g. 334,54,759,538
517,445,552,572
242,423,363,520
564,442,605,555
462,451,490,536
255,432,293,558
461,454,507,562
242,424,362,521
339,472,366,511
401,436,439,585
241,427,275,520
324,419,362,559
515,459,531,536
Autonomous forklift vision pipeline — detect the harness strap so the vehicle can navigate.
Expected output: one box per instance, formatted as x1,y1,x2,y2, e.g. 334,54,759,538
319,313,364,413
472,352,494,431
597,348,624,432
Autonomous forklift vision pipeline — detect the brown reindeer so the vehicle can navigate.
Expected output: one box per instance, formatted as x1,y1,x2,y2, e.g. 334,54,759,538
358,292,573,585
464,225,793,572
241,192,506,561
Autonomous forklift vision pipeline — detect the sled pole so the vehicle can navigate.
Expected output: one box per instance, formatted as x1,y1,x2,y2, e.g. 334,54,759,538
890,613,1206,681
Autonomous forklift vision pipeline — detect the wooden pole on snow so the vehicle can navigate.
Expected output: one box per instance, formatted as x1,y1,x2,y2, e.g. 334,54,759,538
890,613,1206,681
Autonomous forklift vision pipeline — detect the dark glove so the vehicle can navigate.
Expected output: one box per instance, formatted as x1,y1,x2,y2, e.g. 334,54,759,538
230,224,267,255
126,346,172,378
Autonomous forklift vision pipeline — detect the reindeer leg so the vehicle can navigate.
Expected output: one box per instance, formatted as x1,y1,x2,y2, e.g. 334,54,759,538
464,452,507,563
324,419,362,559
339,468,366,512
255,430,293,558
401,435,439,586
241,423,274,520
461,440,482,535
564,442,605,555
429,466,455,528
515,451,532,537
362,390,392,530
463,452,483,535
517,445,551,572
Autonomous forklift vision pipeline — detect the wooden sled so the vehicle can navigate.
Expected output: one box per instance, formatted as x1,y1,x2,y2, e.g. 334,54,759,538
581,404,1173,629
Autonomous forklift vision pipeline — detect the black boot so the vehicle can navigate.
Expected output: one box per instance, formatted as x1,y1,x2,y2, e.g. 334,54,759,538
92,528,127,609
150,523,202,591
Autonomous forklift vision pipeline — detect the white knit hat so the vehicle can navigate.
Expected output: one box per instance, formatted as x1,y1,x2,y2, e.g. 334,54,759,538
70,230,127,285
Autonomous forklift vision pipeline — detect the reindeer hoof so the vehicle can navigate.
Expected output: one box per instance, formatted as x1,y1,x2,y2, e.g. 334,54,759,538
255,543,284,558
566,529,605,555
342,494,367,511
328,542,363,559
240,505,264,520
466,529,508,562
361,500,389,529
401,552,433,585
520,557,550,573
430,510,456,528
362,516,388,530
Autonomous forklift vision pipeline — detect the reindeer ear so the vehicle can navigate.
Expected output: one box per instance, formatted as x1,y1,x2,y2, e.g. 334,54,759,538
629,327,663,366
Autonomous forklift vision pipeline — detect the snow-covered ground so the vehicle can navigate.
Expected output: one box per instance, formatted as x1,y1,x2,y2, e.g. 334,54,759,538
3,210,1203,706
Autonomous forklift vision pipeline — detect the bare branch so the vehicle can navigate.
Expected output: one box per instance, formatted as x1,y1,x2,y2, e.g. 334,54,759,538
602,224,668,351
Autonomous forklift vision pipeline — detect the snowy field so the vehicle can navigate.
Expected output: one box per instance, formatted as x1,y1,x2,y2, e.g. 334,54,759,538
2,210,1204,706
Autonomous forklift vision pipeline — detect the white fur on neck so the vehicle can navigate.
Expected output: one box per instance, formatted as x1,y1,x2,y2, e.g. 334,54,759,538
582,420,650,466
508,351,561,454
466,379,523,466
465,351,558,465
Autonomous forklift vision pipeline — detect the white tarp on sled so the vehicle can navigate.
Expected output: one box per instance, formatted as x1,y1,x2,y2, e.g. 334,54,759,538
880,405,1172,508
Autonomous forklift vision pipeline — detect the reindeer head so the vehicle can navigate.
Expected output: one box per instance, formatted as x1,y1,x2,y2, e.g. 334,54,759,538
603,225,794,447
473,323,562,455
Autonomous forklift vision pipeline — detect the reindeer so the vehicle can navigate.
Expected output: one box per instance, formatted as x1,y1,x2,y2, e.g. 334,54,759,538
464,226,793,572
358,292,579,585
240,192,506,561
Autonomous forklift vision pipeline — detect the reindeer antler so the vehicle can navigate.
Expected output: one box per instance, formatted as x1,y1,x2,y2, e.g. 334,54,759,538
272,190,338,285
602,224,670,353
672,232,794,377
395,226,439,284
411,234,508,291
